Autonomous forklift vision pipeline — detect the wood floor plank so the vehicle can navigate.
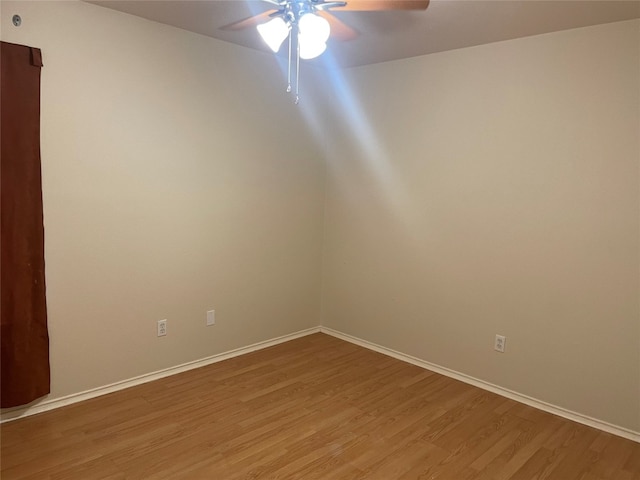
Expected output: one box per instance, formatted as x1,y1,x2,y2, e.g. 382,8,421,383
1,333,638,479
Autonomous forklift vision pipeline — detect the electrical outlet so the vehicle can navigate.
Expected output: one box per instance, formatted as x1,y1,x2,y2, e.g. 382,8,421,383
206,310,215,326
494,334,506,353
157,319,167,337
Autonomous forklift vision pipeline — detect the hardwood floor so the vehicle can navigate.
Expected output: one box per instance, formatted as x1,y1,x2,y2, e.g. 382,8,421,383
1,333,638,479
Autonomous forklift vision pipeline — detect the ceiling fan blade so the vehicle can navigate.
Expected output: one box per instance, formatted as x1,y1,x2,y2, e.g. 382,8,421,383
336,0,429,11
313,1,347,10
317,11,358,41
220,10,278,31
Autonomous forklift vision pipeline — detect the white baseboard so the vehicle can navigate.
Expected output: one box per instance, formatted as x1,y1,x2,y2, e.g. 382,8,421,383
320,326,640,444
4,324,638,444
0,326,321,423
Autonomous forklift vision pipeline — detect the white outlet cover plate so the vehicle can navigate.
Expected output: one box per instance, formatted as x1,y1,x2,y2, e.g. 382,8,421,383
157,319,167,337
207,310,215,326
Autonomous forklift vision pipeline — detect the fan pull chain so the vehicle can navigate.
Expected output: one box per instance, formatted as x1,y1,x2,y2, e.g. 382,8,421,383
295,32,300,105
286,30,292,93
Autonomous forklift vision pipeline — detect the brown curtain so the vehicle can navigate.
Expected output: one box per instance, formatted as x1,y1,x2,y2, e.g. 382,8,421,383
1,41,50,408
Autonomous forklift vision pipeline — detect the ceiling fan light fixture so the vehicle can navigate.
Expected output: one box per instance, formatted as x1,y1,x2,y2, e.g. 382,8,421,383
257,17,290,52
225,0,431,103
298,12,330,44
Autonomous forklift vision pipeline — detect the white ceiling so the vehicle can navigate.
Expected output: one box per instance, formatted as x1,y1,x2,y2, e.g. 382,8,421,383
89,0,640,68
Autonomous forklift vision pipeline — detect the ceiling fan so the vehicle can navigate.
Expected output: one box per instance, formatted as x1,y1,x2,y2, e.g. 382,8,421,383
222,0,430,102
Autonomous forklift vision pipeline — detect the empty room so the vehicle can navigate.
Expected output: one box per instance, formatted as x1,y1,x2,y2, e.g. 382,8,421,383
1,0,638,478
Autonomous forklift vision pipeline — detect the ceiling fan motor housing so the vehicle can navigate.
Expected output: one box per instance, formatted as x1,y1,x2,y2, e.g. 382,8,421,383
269,0,347,25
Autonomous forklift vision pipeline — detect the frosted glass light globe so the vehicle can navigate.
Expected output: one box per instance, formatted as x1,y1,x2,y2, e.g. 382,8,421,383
299,33,327,59
257,17,290,53
298,13,330,44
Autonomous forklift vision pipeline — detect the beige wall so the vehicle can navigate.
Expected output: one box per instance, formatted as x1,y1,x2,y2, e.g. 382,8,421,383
321,20,640,432
1,1,326,401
